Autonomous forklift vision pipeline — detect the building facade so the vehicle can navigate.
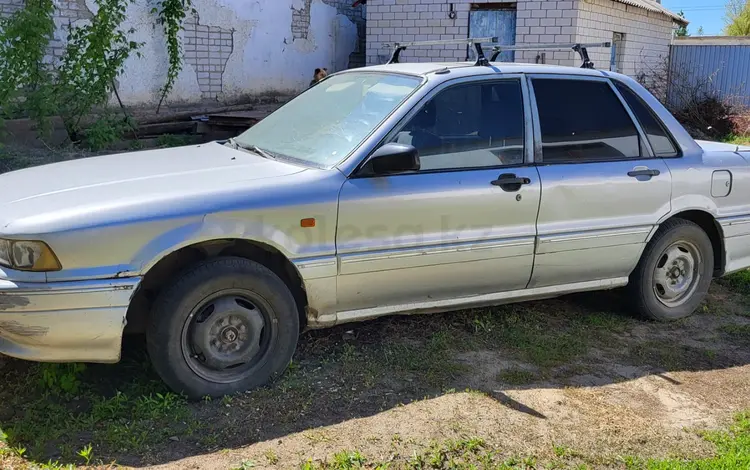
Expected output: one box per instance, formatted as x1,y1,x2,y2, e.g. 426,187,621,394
365,0,685,79
0,0,367,107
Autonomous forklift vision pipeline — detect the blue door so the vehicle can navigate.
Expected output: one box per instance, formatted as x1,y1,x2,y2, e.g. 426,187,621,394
469,9,517,62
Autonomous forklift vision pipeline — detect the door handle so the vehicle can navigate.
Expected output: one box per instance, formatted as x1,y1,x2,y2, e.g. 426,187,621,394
627,168,660,178
491,173,531,192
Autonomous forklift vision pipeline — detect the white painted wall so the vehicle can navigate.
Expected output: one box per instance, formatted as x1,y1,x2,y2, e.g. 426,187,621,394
92,0,358,107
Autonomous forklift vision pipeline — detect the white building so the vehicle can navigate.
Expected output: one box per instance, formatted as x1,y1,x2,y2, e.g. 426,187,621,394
365,0,687,78
0,0,366,107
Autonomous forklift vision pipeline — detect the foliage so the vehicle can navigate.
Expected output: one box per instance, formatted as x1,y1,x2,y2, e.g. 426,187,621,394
0,0,142,143
673,96,739,140
640,412,750,469
153,0,195,113
82,114,134,150
674,11,689,37
0,0,57,132
724,0,750,36
56,0,143,139
635,56,742,140
40,363,87,395
76,443,93,465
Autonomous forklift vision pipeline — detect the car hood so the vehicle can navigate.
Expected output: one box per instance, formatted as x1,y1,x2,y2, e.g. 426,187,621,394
0,142,307,234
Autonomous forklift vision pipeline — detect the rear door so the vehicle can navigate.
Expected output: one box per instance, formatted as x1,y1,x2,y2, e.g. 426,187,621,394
528,75,672,288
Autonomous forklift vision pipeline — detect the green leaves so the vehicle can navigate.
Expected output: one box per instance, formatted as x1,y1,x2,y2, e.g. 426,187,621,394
56,0,143,137
0,0,142,142
155,0,194,112
0,0,57,133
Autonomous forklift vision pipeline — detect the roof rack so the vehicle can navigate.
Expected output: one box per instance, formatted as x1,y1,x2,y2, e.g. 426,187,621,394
384,38,611,69
385,37,500,66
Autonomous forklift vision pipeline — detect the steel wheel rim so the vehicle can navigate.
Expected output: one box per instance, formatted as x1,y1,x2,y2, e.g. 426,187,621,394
181,289,274,384
652,240,702,308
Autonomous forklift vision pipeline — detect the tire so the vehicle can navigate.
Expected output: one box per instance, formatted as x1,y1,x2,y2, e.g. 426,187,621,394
629,218,714,321
146,257,299,399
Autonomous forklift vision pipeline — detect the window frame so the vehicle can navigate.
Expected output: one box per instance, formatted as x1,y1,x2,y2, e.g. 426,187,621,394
351,73,535,179
525,73,657,165
611,78,683,159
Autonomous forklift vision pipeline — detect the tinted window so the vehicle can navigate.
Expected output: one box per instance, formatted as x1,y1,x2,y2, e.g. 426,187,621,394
614,81,679,157
532,79,641,163
390,80,525,171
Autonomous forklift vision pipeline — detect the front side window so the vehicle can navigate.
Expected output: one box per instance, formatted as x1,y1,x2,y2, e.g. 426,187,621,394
389,79,525,171
532,78,642,163
614,81,679,157
235,72,422,167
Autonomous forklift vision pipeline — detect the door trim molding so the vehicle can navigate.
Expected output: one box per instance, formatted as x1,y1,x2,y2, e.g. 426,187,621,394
330,277,628,326
338,235,535,264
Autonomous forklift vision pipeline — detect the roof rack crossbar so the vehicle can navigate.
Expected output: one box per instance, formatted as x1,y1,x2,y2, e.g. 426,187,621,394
386,37,498,65
385,38,611,69
488,42,611,68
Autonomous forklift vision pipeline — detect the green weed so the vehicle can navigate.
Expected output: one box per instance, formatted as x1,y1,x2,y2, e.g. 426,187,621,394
497,368,538,385
39,363,86,395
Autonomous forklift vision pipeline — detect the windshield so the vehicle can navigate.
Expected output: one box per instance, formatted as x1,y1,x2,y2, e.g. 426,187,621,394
234,72,422,167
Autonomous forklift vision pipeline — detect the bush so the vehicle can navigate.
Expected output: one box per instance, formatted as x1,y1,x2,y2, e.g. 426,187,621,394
635,56,745,141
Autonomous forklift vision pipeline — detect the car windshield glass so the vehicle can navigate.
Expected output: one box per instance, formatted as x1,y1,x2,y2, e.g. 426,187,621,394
234,72,422,167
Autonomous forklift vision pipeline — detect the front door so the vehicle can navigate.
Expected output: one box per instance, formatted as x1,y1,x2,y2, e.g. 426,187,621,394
527,76,673,288
335,77,540,313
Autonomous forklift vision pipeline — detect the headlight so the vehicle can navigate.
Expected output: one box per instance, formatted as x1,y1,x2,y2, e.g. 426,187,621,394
0,239,62,272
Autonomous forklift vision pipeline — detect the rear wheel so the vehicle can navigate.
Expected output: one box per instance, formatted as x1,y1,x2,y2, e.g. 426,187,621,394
146,257,299,399
630,218,714,321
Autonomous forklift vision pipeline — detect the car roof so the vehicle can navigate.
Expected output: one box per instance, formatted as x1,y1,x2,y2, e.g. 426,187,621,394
343,61,616,80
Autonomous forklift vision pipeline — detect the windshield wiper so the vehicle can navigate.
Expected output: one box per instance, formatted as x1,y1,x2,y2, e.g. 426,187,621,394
226,138,276,160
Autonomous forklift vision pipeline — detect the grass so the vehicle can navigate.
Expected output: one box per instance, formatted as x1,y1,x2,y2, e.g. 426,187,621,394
497,368,538,385
301,410,750,469
723,134,750,146
632,412,750,470
719,270,750,296
0,280,747,468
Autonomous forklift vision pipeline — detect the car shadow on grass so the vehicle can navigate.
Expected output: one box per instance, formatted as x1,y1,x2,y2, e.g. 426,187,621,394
0,280,749,468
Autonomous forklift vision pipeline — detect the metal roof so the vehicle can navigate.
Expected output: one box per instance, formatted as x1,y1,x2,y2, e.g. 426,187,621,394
615,0,688,24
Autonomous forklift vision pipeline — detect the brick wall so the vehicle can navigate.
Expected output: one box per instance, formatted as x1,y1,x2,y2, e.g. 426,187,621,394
0,0,93,64
366,0,478,65
366,0,677,79
575,0,674,76
514,0,579,66
293,0,367,68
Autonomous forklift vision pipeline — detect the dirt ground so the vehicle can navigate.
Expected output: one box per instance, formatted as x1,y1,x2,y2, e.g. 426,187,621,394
1,280,749,469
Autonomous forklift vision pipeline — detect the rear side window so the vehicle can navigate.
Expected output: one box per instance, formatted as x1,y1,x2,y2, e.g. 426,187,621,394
614,81,679,157
532,78,641,163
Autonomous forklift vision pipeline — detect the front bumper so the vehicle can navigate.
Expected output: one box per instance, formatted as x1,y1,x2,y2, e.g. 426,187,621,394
0,277,141,363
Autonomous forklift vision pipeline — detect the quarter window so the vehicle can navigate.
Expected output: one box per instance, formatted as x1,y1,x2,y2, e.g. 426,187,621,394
614,81,679,157
532,78,642,163
390,80,525,171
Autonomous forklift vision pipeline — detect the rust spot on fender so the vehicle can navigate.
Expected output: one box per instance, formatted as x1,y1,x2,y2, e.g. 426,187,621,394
0,320,49,337
305,305,319,318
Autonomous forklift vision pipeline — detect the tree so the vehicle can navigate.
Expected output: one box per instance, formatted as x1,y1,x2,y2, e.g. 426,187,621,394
675,10,689,37
724,0,750,36
697,26,705,36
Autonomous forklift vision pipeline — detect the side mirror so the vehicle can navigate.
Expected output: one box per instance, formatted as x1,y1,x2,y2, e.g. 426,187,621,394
366,143,420,176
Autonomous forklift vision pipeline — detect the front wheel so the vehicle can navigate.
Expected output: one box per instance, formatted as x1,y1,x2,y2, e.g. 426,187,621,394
629,219,714,321
147,257,300,399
